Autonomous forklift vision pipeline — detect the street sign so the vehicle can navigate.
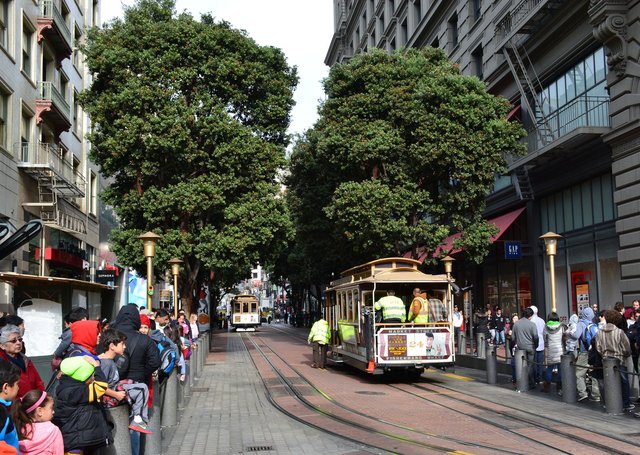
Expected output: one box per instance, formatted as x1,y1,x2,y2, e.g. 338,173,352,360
504,241,522,259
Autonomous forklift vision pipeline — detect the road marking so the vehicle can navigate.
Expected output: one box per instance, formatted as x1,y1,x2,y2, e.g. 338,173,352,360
441,373,474,381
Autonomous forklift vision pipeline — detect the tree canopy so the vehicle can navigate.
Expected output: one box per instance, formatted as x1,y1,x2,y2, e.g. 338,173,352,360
286,48,525,288
81,0,298,305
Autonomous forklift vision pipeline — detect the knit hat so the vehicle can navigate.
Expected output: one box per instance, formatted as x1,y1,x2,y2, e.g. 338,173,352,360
140,314,151,328
70,320,101,355
60,356,95,382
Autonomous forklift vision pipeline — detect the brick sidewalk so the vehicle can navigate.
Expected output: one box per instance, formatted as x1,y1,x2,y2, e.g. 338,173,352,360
162,330,380,455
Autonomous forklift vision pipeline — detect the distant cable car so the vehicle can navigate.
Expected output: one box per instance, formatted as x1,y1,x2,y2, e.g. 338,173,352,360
230,293,260,331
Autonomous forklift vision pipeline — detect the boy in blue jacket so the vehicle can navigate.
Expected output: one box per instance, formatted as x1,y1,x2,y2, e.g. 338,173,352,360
0,362,20,452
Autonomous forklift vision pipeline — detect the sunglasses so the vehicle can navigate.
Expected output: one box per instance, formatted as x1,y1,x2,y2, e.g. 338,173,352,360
6,337,23,344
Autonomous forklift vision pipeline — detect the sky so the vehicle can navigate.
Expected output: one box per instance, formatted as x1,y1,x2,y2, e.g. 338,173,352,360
100,0,334,137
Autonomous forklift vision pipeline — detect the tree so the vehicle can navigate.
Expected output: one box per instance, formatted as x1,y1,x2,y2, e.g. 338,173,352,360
289,48,525,271
81,0,298,309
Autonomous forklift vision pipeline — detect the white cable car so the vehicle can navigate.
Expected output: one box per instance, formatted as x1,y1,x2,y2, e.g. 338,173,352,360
230,293,260,332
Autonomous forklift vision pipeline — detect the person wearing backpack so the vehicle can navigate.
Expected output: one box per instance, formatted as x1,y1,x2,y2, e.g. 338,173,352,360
572,307,600,402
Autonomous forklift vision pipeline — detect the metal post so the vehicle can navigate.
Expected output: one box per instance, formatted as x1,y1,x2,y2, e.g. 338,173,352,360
457,332,466,355
145,378,162,455
477,332,486,358
100,406,132,455
162,372,178,427
603,356,623,415
505,337,512,361
192,341,199,380
486,341,497,385
515,349,528,393
561,353,577,403
184,359,192,397
625,356,638,400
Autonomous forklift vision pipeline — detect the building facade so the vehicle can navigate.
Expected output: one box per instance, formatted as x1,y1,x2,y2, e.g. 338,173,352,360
0,0,115,331
327,0,640,320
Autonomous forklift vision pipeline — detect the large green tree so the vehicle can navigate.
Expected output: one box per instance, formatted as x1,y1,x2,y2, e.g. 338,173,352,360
288,48,525,284
81,0,297,309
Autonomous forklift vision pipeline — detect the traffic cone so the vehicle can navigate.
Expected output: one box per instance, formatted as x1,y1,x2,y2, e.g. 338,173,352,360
366,360,375,373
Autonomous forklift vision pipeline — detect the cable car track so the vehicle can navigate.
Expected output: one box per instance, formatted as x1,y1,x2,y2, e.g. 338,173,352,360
257,324,638,454
242,331,578,454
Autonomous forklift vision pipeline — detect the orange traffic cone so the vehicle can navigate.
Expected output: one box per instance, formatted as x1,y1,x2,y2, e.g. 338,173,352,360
366,360,375,373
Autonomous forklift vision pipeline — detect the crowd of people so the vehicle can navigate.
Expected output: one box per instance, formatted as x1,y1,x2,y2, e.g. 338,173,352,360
477,300,640,417
0,304,201,454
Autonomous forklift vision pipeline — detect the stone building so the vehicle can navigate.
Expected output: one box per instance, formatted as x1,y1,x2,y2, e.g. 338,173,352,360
326,1,640,319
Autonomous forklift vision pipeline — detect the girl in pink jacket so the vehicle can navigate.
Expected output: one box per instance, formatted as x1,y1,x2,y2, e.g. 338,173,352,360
13,390,63,455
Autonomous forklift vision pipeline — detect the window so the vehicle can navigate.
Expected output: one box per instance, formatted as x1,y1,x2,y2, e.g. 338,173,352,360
21,17,34,78
470,0,481,22
89,172,97,215
399,19,407,47
73,90,81,135
0,0,10,50
73,25,82,70
471,45,483,79
20,110,32,161
92,0,99,27
0,85,9,151
448,13,458,50
60,73,69,104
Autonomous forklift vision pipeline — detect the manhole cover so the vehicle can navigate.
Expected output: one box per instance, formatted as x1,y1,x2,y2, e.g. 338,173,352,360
355,391,386,396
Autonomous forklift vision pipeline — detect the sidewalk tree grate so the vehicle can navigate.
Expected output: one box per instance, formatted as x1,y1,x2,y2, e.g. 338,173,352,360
191,387,210,392
355,391,386,395
245,445,274,452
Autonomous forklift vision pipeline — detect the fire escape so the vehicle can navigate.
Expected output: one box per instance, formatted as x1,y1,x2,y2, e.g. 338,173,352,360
16,142,87,235
495,0,566,200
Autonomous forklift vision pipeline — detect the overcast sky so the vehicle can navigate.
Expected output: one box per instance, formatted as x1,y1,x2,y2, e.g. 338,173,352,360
100,1,334,137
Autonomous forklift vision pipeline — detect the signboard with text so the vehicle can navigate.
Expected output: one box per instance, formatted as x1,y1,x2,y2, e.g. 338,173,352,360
376,327,452,364
504,241,522,259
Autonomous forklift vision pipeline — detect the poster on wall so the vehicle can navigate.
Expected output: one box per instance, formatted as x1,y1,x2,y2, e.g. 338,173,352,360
576,282,590,314
197,285,211,332
18,299,63,357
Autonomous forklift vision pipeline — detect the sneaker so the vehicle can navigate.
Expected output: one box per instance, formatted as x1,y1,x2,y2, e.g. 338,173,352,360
589,396,601,402
624,404,635,412
633,411,640,418
578,396,588,402
129,423,153,434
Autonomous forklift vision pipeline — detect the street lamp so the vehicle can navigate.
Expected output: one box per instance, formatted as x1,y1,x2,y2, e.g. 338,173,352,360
138,231,162,310
168,258,183,319
540,231,563,313
442,255,455,277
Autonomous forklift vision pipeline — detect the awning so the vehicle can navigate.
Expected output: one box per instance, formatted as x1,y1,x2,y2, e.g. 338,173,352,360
418,206,526,262
506,104,521,121
0,272,116,292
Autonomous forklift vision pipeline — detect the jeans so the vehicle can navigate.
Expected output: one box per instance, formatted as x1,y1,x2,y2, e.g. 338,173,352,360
494,330,505,345
544,363,562,383
534,350,544,382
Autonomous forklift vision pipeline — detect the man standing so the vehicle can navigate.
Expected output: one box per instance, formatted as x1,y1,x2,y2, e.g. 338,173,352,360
529,305,546,383
408,288,429,323
308,317,331,369
511,307,539,389
374,290,406,323
572,307,600,402
595,309,633,412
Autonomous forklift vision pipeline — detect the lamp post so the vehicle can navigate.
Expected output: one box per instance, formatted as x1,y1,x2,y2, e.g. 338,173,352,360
540,231,563,313
137,231,161,311
169,258,183,319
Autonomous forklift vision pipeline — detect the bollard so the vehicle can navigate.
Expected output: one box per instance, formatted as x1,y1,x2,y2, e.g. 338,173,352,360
192,341,200,380
626,356,638,400
505,339,512,361
457,332,466,355
100,405,132,455
603,357,623,415
144,378,162,455
161,371,178,427
201,333,207,370
561,353,577,403
177,369,185,411
184,359,192,397
486,341,497,385
515,349,528,393
476,333,486,359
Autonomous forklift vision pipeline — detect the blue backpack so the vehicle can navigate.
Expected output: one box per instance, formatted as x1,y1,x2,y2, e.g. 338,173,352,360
581,322,597,350
157,336,177,378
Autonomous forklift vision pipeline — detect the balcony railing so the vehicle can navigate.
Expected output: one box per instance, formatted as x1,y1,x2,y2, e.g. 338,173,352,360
526,95,610,152
16,142,85,193
39,0,72,48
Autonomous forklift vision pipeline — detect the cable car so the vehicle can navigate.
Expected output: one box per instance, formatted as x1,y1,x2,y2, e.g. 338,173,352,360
230,293,260,331
325,257,455,376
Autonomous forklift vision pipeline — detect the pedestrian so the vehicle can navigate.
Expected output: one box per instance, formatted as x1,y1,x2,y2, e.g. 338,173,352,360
564,314,579,356
53,356,113,453
13,390,64,455
543,312,564,394
0,325,44,399
473,307,490,353
452,304,463,341
408,288,429,323
511,307,539,390
0,363,20,452
374,290,406,323
490,308,506,346
594,309,634,412
529,305,546,383
308,317,331,369
508,313,519,385
572,307,600,402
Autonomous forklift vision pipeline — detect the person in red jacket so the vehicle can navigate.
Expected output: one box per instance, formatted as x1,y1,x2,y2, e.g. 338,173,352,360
0,325,44,399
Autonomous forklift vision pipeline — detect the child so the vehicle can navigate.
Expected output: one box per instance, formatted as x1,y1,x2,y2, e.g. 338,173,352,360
0,363,20,452
564,314,579,356
53,356,112,453
13,390,63,454
98,329,152,434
